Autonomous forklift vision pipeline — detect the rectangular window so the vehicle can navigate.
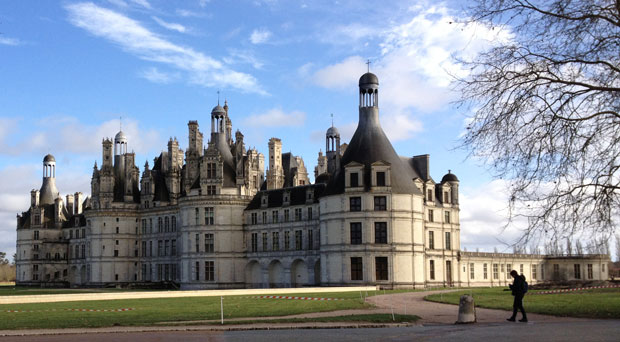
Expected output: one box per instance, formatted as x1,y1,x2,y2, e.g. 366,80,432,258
429,231,435,249
195,261,200,281
205,261,215,281
272,232,280,251
272,210,279,223
207,162,216,179
520,264,524,275
376,257,388,280
350,197,362,211
295,230,303,250
430,260,435,280
445,232,451,250
483,263,488,279
374,222,387,244
444,211,450,223
251,233,258,252
34,231,39,240
532,264,537,280
262,232,268,251
141,219,146,234
428,209,434,222
195,208,199,225
251,213,257,225
149,241,153,257
444,191,449,203
574,264,581,279
587,264,593,279
507,264,512,279
350,223,362,244
374,196,386,211
294,208,302,221
195,234,200,253
351,257,363,281
376,172,386,186
470,263,475,279
141,241,146,257
171,239,176,256
114,250,119,257
262,211,267,223
307,207,313,220
493,264,499,279
207,185,216,195
205,233,214,253
553,264,559,279
427,189,433,201
284,231,290,250
164,240,169,256
158,240,163,256
350,172,359,187
308,230,313,250
205,207,214,225
284,209,290,222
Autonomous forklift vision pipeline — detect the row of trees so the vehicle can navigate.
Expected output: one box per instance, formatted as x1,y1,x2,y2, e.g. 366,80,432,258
0,252,16,282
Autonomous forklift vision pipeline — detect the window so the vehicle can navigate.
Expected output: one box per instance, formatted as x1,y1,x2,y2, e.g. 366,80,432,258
493,264,499,279
205,261,215,281
374,196,386,211
34,215,40,225
33,265,39,280
82,229,86,238
376,172,386,186
141,219,146,234
158,240,163,256
165,217,169,232
207,162,216,178
114,249,119,257
171,240,176,256
427,189,433,201
149,219,153,233
284,231,290,250
350,197,362,211
351,257,363,280
171,216,176,232
376,257,388,280
251,213,258,225
195,234,200,253
294,208,302,221
430,260,435,280
272,211,279,223
262,232,268,251
429,231,435,249
116,226,120,234
195,261,200,281
295,230,303,250
350,172,359,187
307,207,313,220
470,263,475,279
350,223,362,244
272,232,280,251
149,241,153,257
483,263,488,279
375,222,387,244
587,264,593,279
444,211,450,223
532,265,537,280
284,209,290,222
207,185,216,195
70,230,73,239
34,230,39,240
574,264,581,279
308,230,313,250
205,207,214,225
507,264,512,279
444,191,449,203
251,233,258,252
158,217,163,232
520,264,524,275
428,209,434,222
205,233,214,253
261,211,267,223
164,240,169,256
445,232,451,250
81,245,85,259
195,208,200,225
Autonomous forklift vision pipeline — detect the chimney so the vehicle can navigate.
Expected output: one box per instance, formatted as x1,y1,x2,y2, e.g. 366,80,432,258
74,192,84,214
66,194,74,216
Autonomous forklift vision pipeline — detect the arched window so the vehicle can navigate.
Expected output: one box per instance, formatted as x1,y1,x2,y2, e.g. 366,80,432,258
165,217,169,232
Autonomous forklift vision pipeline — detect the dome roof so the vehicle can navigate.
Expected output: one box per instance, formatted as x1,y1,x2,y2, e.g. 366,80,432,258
43,154,56,163
211,105,226,115
359,72,379,86
326,126,340,137
115,130,127,142
441,171,459,183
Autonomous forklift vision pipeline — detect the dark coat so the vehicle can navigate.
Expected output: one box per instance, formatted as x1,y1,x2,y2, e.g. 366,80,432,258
510,275,526,296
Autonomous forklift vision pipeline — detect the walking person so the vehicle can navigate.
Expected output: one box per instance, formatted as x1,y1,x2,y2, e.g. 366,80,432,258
507,270,528,322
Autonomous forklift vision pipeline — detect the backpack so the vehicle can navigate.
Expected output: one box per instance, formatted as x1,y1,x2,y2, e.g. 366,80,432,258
522,277,528,294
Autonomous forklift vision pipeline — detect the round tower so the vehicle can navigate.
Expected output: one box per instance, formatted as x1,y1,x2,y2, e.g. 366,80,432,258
39,154,60,205
326,125,341,175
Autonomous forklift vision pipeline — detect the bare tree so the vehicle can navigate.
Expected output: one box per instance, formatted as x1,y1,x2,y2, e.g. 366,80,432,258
456,0,620,245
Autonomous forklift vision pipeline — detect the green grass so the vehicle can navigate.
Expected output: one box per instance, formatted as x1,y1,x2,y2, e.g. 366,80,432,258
0,285,161,296
425,287,620,319
217,314,420,325
0,291,371,330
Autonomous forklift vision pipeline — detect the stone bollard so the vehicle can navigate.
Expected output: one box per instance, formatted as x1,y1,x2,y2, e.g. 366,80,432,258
455,295,476,324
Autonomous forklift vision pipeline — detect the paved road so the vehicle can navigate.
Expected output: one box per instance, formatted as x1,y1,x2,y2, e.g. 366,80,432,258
1,321,619,342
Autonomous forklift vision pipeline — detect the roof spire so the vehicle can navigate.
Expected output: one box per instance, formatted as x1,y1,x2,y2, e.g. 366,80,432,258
366,59,371,73
217,90,220,105
331,113,334,127
119,116,122,131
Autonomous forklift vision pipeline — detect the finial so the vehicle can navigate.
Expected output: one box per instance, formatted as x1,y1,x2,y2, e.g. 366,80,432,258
448,169,451,174
366,59,371,73
330,113,334,127
217,90,220,105
119,116,122,131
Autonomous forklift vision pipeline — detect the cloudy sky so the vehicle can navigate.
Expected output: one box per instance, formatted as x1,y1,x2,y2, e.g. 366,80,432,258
0,0,528,260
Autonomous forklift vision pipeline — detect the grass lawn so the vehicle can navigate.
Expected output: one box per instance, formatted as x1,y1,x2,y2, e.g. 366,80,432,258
0,291,371,330
219,314,420,325
425,287,620,319
0,285,162,296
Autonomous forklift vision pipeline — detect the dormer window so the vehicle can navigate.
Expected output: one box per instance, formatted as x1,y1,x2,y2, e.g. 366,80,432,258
376,172,386,186
444,191,450,203
427,189,433,202
350,173,359,187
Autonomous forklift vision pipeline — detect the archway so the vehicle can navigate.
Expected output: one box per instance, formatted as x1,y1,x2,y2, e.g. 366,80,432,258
268,260,284,288
290,259,308,287
244,261,263,288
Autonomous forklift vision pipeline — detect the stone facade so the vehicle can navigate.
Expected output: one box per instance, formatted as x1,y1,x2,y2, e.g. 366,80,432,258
15,73,610,289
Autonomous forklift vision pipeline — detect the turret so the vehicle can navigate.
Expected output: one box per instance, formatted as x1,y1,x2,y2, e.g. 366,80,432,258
39,154,60,206
326,125,341,175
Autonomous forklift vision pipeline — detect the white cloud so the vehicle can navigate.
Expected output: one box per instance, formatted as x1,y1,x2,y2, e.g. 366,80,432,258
106,0,128,7
138,67,179,84
176,9,206,18
318,23,379,46
223,49,264,69
129,0,151,9
65,2,263,93
311,56,366,89
198,0,210,8
250,28,272,44
243,108,306,127
152,16,187,33
0,36,22,46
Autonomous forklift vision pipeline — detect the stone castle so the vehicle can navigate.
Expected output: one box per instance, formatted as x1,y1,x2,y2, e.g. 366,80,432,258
16,72,610,288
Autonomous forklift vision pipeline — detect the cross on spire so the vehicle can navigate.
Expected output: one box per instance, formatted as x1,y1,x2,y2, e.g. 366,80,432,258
366,59,371,72
217,90,220,105
331,113,334,127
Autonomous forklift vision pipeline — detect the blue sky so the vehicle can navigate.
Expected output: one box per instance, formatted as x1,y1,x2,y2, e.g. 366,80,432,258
0,0,527,259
